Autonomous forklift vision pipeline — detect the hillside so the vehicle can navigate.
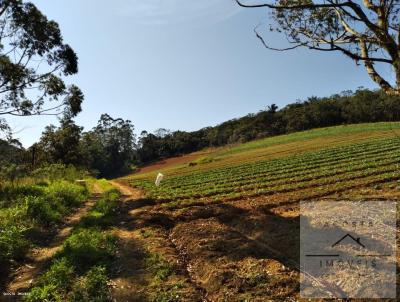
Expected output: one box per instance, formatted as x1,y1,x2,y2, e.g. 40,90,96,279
110,122,400,301
135,89,400,164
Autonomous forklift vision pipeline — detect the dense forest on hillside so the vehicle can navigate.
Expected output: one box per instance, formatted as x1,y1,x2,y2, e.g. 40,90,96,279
137,88,400,163
1,88,400,178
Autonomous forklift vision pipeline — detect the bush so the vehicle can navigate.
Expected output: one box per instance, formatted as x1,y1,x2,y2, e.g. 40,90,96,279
0,205,30,269
79,188,120,228
0,224,29,269
0,164,28,185
32,164,89,183
59,228,116,273
25,258,75,302
41,257,75,288
93,189,120,214
23,181,88,226
0,184,44,207
25,284,64,302
71,266,110,302
25,196,62,225
46,181,88,208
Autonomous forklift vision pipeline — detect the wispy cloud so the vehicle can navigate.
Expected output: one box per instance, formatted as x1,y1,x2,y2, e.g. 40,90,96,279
113,0,241,25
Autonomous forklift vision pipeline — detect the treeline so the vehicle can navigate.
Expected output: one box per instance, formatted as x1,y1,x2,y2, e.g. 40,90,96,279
2,88,400,177
0,114,136,178
1,114,136,178
137,89,400,162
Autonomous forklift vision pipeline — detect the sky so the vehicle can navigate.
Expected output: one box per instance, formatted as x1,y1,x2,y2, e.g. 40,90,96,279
7,0,382,147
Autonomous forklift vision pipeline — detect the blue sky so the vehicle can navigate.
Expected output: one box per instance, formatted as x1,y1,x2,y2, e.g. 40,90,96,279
8,0,379,147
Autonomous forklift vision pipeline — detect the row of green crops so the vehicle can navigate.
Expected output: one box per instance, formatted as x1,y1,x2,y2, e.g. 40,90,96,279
211,122,400,158
25,183,121,302
0,180,88,276
129,137,400,206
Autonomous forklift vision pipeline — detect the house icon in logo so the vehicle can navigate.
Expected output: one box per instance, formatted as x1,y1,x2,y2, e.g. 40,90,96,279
331,233,366,248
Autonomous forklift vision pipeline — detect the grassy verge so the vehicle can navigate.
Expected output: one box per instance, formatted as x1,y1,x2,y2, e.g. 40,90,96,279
25,182,121,302
0,180,88,274
85,178,115,193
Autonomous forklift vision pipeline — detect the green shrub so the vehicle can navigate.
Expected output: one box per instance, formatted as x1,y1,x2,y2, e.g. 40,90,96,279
79,211,108,228
93,190,119,215
59,228,116,273
46,181,88,208
25,196,62,225
71,266,110,302
79,188,120,228
102,188,120,202
0,205,30,268
32,164,88,183
42,257,75,288
22,181,89,225
25,284,64,302
0,224,29,268
25,258,75,302
0,184,44,206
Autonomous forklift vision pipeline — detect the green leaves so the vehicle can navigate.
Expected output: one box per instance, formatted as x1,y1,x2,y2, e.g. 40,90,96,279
0,0,82,120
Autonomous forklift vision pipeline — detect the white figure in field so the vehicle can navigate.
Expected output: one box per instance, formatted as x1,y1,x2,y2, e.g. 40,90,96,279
155,173,164,186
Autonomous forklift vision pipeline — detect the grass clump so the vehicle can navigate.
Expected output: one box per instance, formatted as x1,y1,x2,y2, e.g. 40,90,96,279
145,253,174,281
25,258,75,302
22,181,88,226
71,266,110,302
26,259,111,302
80,188,121,228
152,285,184,302
93,188,120,213
0,179,89,272
26,185,118,302
25,195,62,225
45,180,88,208
0,223,29,269
0,184,44,207
0,205,30,269
58,228,116,273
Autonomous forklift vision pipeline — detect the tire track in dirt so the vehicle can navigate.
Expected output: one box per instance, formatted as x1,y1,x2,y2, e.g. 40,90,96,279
109,180,209,302
111,180,299,300
2,184,103,300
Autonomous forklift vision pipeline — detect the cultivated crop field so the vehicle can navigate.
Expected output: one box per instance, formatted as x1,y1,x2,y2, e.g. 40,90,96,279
130,137,400,206
114,122,400,301
128,123,400,205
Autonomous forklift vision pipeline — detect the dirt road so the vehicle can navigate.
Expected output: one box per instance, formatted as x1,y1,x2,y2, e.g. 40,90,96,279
108,181,300,301
2,184,103,301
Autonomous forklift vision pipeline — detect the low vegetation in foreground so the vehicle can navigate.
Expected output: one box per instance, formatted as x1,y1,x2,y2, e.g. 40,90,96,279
25,182,121,302
0,165,89,277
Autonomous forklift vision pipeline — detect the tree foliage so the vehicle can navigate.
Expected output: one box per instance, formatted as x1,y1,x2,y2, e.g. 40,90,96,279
6,89,400,176
136,89,400,163
31,114,137,177
237,0,400,95
0,0,83,123
35,118,83,166
81,114,136,177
